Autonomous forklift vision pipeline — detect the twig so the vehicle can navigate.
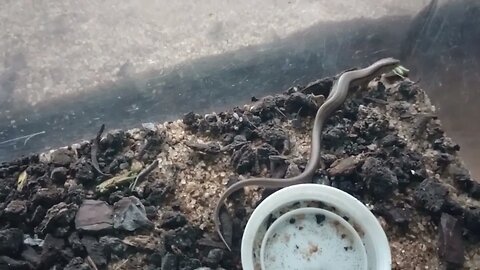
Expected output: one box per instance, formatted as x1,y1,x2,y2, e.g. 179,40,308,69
411,78,422,85
296,107,303,116
86,255,99,270
114,259,129,270
196,238,226,248
274,107,287,118
364,97,388,105
244,117,258,130
129,159,159,190
0,131,46,147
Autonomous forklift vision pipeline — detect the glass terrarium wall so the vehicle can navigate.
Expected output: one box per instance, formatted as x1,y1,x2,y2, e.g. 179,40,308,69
1,0,479,177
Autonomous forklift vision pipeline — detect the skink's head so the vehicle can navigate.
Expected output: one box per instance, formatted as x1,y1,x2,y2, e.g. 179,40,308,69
348,57,401,87
370,57,401,76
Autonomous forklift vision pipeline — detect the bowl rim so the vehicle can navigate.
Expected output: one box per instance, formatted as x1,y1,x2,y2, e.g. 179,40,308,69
241,184,391,270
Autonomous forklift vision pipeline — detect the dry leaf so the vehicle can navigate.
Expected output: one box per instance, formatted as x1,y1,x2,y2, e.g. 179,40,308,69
17,170,28,191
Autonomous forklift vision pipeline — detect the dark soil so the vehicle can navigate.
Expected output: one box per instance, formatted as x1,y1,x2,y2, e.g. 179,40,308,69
0,72,479,269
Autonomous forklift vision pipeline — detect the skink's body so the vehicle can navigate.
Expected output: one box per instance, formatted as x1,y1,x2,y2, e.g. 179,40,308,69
214,58,400,251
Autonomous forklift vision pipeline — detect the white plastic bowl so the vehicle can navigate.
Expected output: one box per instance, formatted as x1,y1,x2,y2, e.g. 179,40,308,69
241,184,391,270
260,207,368,270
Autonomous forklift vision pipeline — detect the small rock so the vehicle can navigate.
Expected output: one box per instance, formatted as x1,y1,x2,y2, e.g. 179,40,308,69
75,200,113,232
301,77,333,96
0,228,23,256
284,92,318,116
471,182,480,199
464,207,480,233
99,236,128,261
323,125,347,148
397,81,418,99
433,137,460,153
0,181,13,202
198,115,222,136
231,144,256,174
122,235,158,252
251,95,288,121
449,164,471,185
268,155,288,178
183,112,199,128
361,157,398,198
444,197,464,217
81,236,107,269
101,130,125,152
312,170,330,185
144,206,157,219
142,122,157,131
390,149,426,185
256,143,280,168
4,200,27,219
438,213,464,267
414,178,448,215
204,248,224,267
137,135,163,160
40,234,67,268
185,141,221,155
124,150,135,160
179,257,201,270
108,191,125,204
260,129,289,153
160,211,187,229
449,164,480,198
380,134,405,148
435,153,454,170
32,188,64,208
113,196,153,231
35,202,78,237
321,154,338,167
23,235,45,247
149,252,163,266
24,174,48,192
285,163,301,178
161,253,178,270
64,181,86,205
68,232,85,256
333,179,359,195
328,155,362,177
375,204,410,228
64,257,90,270
144,266,158,270
21,246,41,268
220,133,234,145
222,135,247,152
39,152,52,164
73,159,95,184
0,256,31,270
144,182,170,205
100,134,114,150
51,148,75,166
29,206,47,227
50,167,68,184
119,162,129,170
165,226,200,252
